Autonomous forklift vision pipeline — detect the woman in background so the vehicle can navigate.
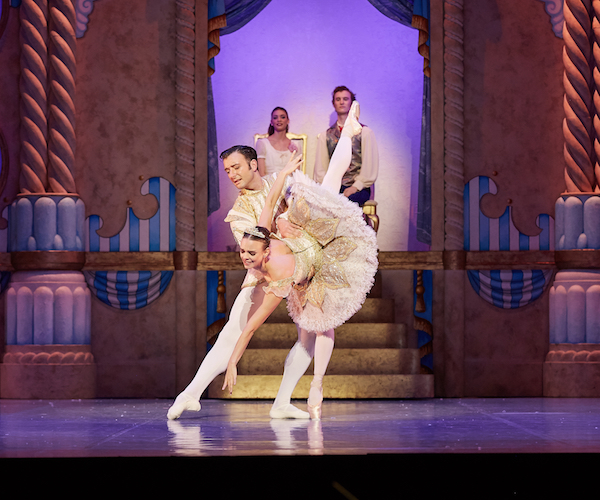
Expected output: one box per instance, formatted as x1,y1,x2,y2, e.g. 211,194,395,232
256,107,300,176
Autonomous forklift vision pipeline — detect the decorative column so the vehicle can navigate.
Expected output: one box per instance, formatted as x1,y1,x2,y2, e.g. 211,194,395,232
0,0,95,399
440,0,466,396
544,0,600,396
173,0,200,391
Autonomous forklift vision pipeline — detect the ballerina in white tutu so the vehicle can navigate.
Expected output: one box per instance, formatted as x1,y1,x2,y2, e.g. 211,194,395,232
222,101,378,419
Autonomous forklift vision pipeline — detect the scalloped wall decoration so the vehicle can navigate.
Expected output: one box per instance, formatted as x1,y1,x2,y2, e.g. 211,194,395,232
537,0,564,38
75,0,100,38
85,176,176,252
464,176,554,252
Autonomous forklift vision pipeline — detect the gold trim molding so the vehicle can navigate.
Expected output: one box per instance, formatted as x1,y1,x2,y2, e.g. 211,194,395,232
0,250,596,272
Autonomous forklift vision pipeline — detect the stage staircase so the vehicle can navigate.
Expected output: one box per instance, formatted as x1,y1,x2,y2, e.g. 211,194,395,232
207,272,434,400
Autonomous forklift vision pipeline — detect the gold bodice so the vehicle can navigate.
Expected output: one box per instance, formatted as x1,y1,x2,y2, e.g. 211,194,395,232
263,194,357,310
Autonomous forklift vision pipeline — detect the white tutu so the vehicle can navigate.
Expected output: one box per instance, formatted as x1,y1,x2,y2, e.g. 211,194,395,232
279,171,378,332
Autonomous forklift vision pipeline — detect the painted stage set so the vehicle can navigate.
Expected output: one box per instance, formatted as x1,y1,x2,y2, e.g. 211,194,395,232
3,0,600,495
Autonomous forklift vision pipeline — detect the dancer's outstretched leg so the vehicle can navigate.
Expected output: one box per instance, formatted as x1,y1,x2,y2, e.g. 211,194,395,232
306,101,359,420
307,329,335,420
270,326,315,419
321,100,362,194
167,285,258,420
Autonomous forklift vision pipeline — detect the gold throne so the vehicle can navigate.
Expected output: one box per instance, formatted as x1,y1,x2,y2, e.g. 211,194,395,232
363,199,379,233
253,132,308,173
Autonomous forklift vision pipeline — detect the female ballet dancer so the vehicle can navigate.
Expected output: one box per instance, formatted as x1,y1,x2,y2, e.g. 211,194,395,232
256,106,300,176
167,101,377,420
221,101,378,419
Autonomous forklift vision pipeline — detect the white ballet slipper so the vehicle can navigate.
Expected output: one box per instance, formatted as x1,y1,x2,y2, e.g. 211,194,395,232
167,392,201,420
269,404,310,419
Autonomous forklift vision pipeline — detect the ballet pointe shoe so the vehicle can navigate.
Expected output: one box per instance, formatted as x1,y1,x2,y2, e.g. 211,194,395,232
342,101,362,138
167,392,201,420
307,378,324,421
307,402,322,421
350,100,360,121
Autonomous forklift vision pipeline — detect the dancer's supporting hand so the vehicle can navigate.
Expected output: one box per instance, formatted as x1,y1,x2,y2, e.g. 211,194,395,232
281,151,303,177
277,218,302,238
222,362,237,395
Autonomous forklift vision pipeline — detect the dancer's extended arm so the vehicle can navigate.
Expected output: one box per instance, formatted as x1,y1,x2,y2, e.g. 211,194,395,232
222,290,283,393
257,152,303,230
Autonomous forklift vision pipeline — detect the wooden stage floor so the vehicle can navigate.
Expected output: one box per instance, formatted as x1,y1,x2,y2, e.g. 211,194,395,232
1,398,599,497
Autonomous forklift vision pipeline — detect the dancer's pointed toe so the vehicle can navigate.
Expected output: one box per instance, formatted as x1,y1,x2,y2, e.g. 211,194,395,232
307,376,324,420
350,100,360,121
167,393,201,420
307,402,322,421
342,100,362,137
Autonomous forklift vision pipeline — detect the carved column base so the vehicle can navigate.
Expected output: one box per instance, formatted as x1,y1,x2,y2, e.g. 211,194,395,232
544,344,600,397
10,194,85,251
549,270,600,343
0,345,96,399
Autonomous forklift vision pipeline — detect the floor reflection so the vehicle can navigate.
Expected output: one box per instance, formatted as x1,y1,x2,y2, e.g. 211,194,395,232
3,398,600,459
166,413,324,457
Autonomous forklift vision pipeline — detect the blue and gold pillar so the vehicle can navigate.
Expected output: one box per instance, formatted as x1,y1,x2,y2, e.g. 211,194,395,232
543,0,600,396
0,0,96,398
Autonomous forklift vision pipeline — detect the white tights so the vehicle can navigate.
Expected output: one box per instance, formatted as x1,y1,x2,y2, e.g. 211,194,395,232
321,136,353,195
271,327,335,409
179,286,256,400
178,285,334,410
271,125,353,408
320,102,360,194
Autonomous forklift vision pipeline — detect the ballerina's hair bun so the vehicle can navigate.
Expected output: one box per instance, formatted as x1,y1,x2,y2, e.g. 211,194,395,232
243,226,271,248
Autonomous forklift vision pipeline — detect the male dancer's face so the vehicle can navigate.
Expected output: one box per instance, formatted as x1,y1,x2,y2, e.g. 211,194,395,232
333,90,353,116
223,152,259,191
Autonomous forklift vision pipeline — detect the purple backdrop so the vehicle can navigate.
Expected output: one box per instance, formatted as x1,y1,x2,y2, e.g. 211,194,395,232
209,0,424,251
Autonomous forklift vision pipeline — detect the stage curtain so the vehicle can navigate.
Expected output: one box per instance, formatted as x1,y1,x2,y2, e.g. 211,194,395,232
412,1,431,246
368,0,431,246
219,0,272,35
412,0,430,77
208,0,431,243
366,0,414,26
207,0,272,217
208,1,226,216
417,74,431,245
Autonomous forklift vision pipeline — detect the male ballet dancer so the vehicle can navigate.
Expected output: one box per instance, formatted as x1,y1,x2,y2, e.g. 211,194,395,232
314,86,378,206
167,145,335,420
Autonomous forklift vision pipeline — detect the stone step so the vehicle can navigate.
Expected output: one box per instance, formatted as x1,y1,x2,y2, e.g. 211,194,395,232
368,270,383,298
207,373,434,399
237,348,422,375
265,297,395,324
247,322,411,349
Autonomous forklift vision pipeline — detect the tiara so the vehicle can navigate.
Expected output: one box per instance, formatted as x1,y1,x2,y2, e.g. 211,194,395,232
244,227,267,239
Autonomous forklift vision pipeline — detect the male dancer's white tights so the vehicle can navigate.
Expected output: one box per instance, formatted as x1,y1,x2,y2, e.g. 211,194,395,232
178,286,255,402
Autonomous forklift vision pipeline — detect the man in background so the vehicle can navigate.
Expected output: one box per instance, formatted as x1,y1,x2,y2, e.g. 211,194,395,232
314,86,379,206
